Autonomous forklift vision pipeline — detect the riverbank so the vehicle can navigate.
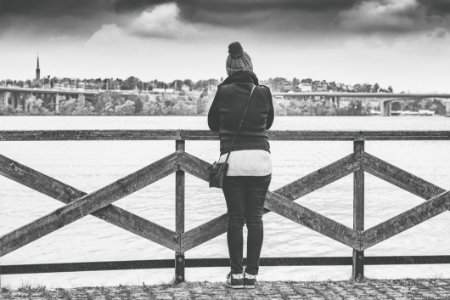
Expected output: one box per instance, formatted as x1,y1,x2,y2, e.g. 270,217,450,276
1,278,449,299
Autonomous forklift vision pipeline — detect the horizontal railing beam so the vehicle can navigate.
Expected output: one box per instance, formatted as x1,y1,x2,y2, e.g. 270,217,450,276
2,256,449,274
0,130,449,141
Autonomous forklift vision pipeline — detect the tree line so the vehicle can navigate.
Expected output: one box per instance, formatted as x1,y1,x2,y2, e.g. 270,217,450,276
2,90,446,116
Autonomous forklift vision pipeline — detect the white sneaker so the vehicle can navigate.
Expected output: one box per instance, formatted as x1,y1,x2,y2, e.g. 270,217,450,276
244,272,257,288
226,272,244,289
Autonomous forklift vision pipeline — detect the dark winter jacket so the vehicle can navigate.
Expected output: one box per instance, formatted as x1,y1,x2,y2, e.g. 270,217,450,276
208,71,274,155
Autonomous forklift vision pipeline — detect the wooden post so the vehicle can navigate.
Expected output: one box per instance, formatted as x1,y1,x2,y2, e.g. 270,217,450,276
175,140,185,283
353,140,364,280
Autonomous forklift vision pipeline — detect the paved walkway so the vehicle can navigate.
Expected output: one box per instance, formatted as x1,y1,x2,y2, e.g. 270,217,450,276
2,278,450,299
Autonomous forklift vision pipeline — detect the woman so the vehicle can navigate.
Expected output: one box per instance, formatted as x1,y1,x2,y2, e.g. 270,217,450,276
208,41,274,289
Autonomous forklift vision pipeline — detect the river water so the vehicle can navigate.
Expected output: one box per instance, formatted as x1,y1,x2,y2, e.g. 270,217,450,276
0,116,449,288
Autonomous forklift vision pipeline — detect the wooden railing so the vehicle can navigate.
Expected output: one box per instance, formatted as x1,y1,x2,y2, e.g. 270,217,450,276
0,130,449,282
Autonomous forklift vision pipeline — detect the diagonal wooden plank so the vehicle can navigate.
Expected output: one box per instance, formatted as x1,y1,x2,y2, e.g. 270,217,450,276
361,190,450,250
361,152,446,201
0,154,179,251
0,154,84,203
265,191,360,249
275,153,360,201
177,152,209,182
182,214,227,252
92,208,178,251
174,152,226,251
0,152,179,257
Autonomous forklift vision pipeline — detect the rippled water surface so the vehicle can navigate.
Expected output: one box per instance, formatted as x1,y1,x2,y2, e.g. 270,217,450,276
0,116,449,288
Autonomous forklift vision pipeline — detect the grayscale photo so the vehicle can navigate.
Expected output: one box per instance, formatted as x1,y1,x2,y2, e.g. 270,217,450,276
0,0,449,299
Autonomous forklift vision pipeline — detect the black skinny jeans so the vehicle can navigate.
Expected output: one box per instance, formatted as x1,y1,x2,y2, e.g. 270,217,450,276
222,174,271,275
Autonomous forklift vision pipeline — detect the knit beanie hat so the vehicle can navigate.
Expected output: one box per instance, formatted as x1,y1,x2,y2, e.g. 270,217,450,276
226,42,253,76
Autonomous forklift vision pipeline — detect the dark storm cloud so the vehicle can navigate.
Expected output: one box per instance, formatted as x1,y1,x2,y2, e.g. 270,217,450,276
418,0,450,15
339,0,450,35
0,0,107,36
1,0,450,38
0,0,358,27
0,0,171,36
177,0,359,15
338,0,423,34
0,0,110,17
0,0,170,17
0,0,361,37
176,0,359,27
114,0,173,12
177,0,450,35
0,0,359,16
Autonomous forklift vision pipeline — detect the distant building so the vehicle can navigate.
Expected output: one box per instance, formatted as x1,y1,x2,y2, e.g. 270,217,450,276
315,83,329,92
152,88,175,94
181,84,190,92
32,55,42,87
36,55,40,81
298,83,312,92
281,81,292,92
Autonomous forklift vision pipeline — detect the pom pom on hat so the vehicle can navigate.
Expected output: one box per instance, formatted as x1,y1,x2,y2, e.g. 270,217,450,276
226,41,253,76
228,42,244,58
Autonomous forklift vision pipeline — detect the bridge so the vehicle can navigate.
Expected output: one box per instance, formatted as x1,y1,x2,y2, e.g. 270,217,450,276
0,86,100,113
1,87,450,116
0,86,148,114
0,86,99,96
276,92,450,116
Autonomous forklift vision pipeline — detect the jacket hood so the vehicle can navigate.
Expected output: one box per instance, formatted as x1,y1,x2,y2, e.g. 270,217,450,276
221,70,259,86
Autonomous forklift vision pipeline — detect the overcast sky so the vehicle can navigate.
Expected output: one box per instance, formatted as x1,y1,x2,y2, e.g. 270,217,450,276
1,0,449,92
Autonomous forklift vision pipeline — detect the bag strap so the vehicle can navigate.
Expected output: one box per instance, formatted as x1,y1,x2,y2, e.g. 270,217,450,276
223,84,257,163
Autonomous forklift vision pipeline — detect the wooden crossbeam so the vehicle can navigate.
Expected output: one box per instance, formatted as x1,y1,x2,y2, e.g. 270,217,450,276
177,152,227,251
275,153,360,201
182,214,227,252
361,190,450,250
177,152,209,181
0,152,179,257
265,191,360,249
360,152,446,200
0,154,179,252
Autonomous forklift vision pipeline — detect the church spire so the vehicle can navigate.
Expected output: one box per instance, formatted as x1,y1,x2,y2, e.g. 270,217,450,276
36,54,41,81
